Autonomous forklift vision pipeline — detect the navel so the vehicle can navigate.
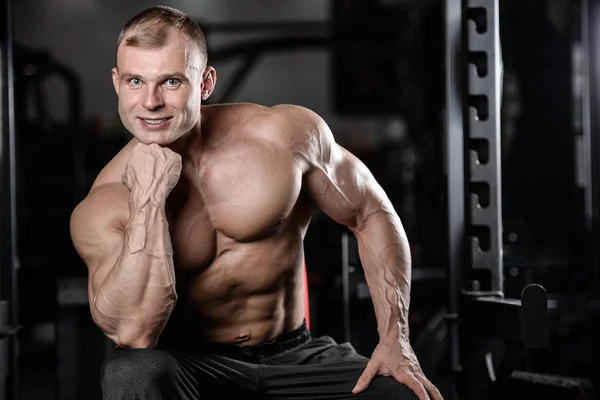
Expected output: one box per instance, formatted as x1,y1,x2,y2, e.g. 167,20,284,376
236,334,251,343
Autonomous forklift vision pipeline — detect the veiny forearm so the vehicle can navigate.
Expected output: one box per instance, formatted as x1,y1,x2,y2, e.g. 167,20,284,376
352,202,412,344
93,204,177,348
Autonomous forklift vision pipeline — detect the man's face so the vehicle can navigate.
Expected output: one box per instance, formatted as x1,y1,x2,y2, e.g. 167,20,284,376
112,33,212,146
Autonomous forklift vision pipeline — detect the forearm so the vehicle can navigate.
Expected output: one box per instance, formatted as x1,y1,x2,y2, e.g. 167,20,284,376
93,203,177,348
352,205,412,344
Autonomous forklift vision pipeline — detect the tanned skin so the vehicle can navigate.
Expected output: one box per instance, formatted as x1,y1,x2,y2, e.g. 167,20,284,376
69,31,442,400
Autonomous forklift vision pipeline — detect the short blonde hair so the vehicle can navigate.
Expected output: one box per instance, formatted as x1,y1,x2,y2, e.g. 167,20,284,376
116,6,207,69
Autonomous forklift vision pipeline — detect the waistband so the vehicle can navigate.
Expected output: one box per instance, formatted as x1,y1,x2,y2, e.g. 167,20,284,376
206,320,311,361
158,320,311,362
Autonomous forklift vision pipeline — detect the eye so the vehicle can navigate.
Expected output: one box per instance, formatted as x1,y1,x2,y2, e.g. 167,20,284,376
128,78,142,87
165,78,181,87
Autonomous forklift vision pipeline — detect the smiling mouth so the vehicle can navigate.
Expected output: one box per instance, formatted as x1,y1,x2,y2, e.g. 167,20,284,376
141,117,171,125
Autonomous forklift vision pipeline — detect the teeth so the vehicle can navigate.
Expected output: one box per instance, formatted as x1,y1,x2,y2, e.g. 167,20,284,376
143,119,166,124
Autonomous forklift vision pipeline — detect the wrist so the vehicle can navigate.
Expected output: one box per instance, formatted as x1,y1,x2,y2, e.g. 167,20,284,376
378,319,410,344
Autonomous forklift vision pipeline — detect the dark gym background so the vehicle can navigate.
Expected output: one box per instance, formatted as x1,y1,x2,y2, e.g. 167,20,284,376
0,0,598,399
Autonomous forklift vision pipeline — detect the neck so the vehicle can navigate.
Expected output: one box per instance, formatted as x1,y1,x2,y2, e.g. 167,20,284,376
167,116,204,165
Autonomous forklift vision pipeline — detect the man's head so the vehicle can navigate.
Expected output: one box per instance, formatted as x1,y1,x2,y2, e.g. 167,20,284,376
112,6,216,146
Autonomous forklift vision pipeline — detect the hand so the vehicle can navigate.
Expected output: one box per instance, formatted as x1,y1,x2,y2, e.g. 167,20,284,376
353,339,443,400
122,143,182,207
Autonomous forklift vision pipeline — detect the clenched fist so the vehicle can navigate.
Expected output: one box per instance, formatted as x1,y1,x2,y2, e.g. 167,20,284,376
122,143,182,207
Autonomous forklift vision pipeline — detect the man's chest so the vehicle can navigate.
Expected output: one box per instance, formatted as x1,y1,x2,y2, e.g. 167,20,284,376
165,139,304,268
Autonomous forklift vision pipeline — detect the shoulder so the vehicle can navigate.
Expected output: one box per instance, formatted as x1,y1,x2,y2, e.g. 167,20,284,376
271,104,333,146
247,103,334,154
70,139,135,239
211,103,336,168
71,182,129,231
214,102,329,138
70,181,129,262
270,104,328,133
269,104,336,166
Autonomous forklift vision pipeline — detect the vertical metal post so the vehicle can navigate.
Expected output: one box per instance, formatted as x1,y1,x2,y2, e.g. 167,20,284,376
584,0,600,301
444,0,465,397
579,0,594,232
466,0,503,293
341,232,351,344
0,0,18,396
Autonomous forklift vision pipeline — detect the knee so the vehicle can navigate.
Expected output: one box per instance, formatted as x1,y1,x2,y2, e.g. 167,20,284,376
366,376,420,400
100,348,180,397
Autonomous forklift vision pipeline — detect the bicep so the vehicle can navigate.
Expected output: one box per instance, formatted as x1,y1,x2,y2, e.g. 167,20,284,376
70,183,128,300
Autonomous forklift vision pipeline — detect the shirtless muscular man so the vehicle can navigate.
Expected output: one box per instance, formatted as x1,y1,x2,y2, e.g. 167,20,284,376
70,6,443,400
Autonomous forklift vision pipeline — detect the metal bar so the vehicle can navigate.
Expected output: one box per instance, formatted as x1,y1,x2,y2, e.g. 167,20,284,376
216,53,260,104
466,0,503,293
209,36,396,63
6,0,18,333
199,20,402,36
580,0,594,232
0,0,18,397
341,232,350,344
444,0,465,397
199,21,329,34
51,62,84,203
585,0,600,300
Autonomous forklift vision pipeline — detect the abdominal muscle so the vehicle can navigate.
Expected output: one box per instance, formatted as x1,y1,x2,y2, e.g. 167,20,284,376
195,289,304,346
166,236,307,347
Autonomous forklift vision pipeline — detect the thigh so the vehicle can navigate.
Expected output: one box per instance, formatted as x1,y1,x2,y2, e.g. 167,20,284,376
259,360,419,400
101,347,259,400
100,348,201,400
259,337,419,400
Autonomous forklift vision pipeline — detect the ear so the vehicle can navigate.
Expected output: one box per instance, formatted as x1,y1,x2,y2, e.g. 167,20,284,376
111,67,120,96
201,66,217,101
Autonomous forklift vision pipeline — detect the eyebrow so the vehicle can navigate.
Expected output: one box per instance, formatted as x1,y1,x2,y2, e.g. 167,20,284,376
120,72,190,83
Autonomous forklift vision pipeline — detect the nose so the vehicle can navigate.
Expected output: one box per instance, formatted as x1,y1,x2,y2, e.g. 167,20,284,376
143,86,165,111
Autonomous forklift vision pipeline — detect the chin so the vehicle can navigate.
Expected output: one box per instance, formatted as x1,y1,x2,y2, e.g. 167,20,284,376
134,132,175,147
